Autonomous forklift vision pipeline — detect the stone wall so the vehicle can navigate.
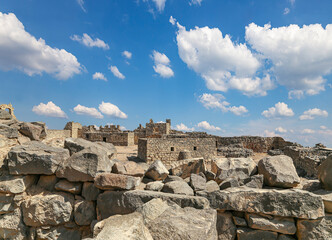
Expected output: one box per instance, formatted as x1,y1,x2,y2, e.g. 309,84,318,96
83,132,134,146
138,137,217,164
47,129,71,139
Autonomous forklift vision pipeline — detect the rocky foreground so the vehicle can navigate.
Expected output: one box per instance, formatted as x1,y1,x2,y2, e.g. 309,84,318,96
0,112,332,239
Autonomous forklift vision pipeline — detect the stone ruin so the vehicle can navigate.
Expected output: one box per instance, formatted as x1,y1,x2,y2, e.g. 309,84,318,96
0,103,17,120
0,106,332,239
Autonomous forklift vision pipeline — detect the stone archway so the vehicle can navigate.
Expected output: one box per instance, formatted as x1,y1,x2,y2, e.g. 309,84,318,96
0,103,17,119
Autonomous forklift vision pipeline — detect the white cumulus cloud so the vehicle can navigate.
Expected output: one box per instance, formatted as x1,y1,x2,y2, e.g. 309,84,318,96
109,66,125,79
262,102,294,118
199,93,248,116
122,50,132,59
92,72,107,81
275,127,288,133
197,121,221,131
73,104,103,119
32,102,67,118
151,50,174,78
299,108,328,120
169,16,176,25
0,12,81,80
70,33,109,50
175,123,195,132
151,0,167,12
99,101,128,119
175,22,274,96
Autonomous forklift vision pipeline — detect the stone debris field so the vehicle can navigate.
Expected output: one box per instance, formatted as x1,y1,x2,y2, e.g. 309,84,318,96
0,105,332,240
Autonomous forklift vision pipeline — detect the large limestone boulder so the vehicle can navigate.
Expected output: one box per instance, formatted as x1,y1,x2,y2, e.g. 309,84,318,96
7,141,70,175
56,146,113,182
190,173,206,192
0,208,27,240
97,190,210,219
211,157,257,183
64,138,117,160
297,214,332,240
169,158,206,179
258,155,300,188
22,193,74,226
205,187,324,219
0,175,36,194
0,124,18,139
94,173,141,190
112,161,145,177
162,180,194,195
145,160,169,181
145,181,164,191
318,155,332,190
18,122,44,140
92,212,153,240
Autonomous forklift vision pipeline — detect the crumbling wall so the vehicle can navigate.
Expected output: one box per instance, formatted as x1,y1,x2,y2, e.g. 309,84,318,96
47,130,71,139
83,132,134,146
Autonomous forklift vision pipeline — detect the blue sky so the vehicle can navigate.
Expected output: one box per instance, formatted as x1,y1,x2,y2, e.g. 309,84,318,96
1,0,332,146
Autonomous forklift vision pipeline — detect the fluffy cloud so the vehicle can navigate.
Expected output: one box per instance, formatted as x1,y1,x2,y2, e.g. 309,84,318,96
302,128,315,134
169,16,176,25
32,101,67,118
263,130,276,137
199,93,248,116
175,123,195,132
288,90,304,99
70,33,109,50
109,66,125,79
197,121,221,131
122,50,132,59
151,50,174,78
299,108,328,120
175,22,274,96
0,12,81,80
92,72,107,81
275,127,288,133
99,101,128,119
189,0,203,5
73,104,103,119
262,102,294,118
283,8,290,15
246,23,332,96
320,125,327,130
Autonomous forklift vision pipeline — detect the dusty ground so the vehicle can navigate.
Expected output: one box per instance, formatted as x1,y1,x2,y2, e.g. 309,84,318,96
252,152,268,163
115,145,138,161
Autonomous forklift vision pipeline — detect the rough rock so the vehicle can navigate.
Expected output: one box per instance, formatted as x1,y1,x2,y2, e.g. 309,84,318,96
0,193,15,214
56,146,113,182
258,155,300,188
300,179,322,192
0,175,36,194
237,227,278,240
22,193,74,226
277,235,296,240
233,216,247,227
82,182,101,201
190,173,206,192
163,175,184,183
74,200,96,226
219,177,240,190
145,181,164,191
19,122,43,140
318,155,332,190
35,226,81,240
64,137,117,160
97,190,210,219
243,175,264,189
296,214,332,240
37,175,58,192
169,158,206,179
313,189,332,213
93,212,153,240
162,181,194,196
205,170,216,181
8,141,70,175
245,213,296,234
0,208,27,240
55,179,82,194
206,180,220,192
211,157,257,183
145,160,169,181
0,124,18,138
0,109,12,120
205,187,324,219
217,211,237,240
112,161,145,177
94,173,141,190
137,198,170,224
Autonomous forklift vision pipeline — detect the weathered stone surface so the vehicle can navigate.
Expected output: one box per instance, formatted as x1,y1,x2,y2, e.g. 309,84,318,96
211,157,257,183
0,124,18,138
0,193,14,214
55,179,82,194
64,137,117,160
112,161,145,177
22,193,74,226
0,175,36,194
74,200,96,226
163,175,184,183
237,227,278,240
313,189,332,213
97,190,210,219
300,179,322,192
277,234,296,240
258,155,300,188
245,213,296,234
169,158,206,179
243,175,264,189
37,175,58,192
0,208,27,240
94,173,141,190
205,170,216,181
206,180,219,192
19,122,43,140
35,226,81,240
145,181,164,191
0,109,12,120
93,212,153,240
217,211,236,240
56,146,113,182
205,187,324,219
138,198,170,224
82,182,101,201
145,160,169,181
297,214,332,240
162,181,194,196
219,177,240,190
233,216,247,227
318,155,332,190
8,141,70,175
190,173,206,192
